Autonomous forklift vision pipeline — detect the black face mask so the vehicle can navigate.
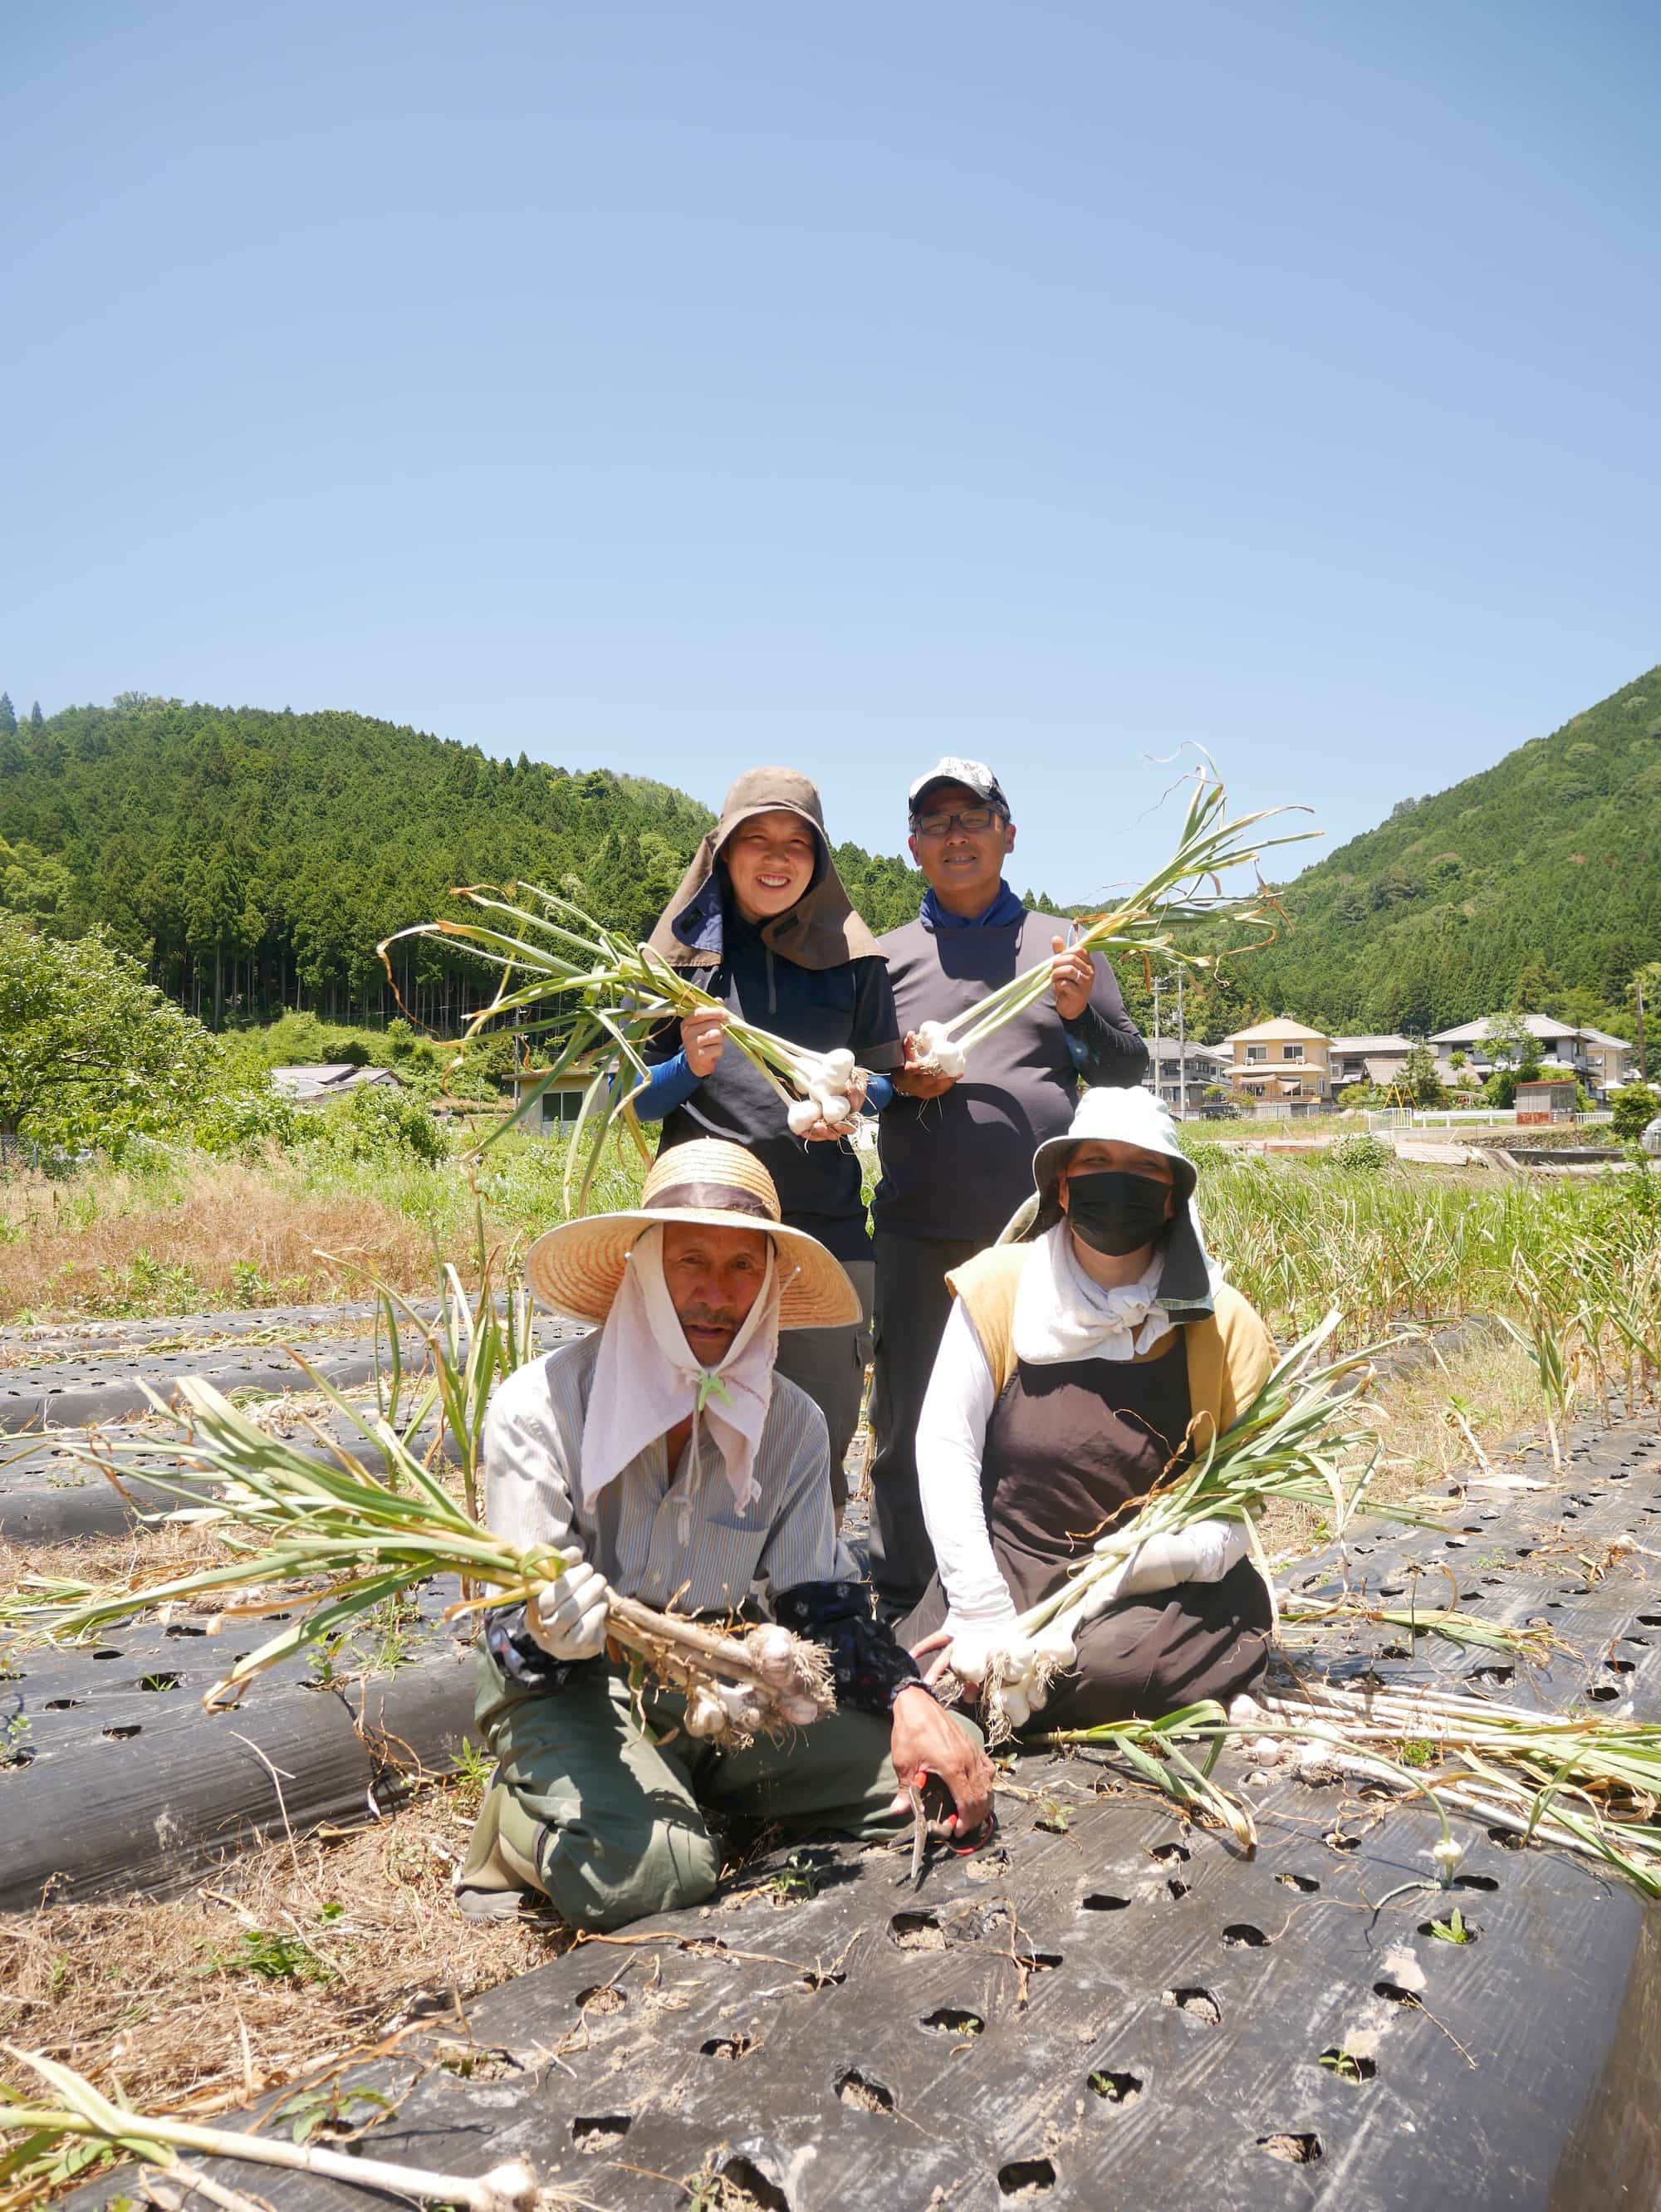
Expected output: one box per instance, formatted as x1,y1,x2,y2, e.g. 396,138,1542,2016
1064,1169,1172,1256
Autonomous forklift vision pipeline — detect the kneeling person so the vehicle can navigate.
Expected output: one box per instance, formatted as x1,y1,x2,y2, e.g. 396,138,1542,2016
458,1140,991,1929
902,1088,1276,1730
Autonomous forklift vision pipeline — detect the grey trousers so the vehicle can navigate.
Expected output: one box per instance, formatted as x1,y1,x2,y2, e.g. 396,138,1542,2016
460,1647,933,1931
868,1231,982,1617
773,1256,875,1512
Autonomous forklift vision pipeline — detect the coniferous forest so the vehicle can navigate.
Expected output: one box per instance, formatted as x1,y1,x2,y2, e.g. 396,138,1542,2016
1,668,1659,1043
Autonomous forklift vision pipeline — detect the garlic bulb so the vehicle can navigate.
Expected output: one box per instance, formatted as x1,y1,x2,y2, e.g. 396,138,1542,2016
999,1683,1032,1730
744,1624,801,1689
684,1686,731,1738
816,1091,852,1124
821,1048,855,1083
786,1097,821,1136
776,1692,822,1727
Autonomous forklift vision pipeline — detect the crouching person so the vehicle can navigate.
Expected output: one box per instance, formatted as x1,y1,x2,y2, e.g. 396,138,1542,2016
457,1139,992,1929
901,1088,1277,1731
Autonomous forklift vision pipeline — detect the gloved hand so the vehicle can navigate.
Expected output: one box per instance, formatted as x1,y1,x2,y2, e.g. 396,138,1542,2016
1115,1518,1251,1600
941,1616,1035,1691
527,1560,612,1661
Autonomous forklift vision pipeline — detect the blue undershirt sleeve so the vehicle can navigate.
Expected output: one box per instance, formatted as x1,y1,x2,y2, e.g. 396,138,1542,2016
625,1049,702,1123
860,1074,894,1115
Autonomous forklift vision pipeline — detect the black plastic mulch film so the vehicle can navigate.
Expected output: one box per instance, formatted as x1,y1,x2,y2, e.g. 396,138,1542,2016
0,1326,1651,2209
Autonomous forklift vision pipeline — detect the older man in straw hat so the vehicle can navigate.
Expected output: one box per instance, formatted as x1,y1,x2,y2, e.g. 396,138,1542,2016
457,1138,992,1930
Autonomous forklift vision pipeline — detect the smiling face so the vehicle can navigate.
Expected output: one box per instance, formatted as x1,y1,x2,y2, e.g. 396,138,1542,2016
660,1221,771,1365
908,780,1017,917
723,810,819,922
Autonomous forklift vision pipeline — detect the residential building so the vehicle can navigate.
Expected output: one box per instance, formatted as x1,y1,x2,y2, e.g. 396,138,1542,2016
1220,1020,1333,1107
508,1064,595,1131
270,1063,404,1105
1328,1035,1414,1092
1428,1015,1634,1096
1142,1039,1228,1113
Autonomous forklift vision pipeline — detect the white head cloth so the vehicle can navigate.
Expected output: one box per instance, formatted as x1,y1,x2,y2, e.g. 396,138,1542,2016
579,1225,783,1515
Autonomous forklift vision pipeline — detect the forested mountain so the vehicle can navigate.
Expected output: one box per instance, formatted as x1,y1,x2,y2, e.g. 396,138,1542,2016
0,698,932,1029
1224,666,1661,1039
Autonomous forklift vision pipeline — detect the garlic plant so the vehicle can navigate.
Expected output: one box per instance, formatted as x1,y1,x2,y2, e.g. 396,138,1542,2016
906,761,1316,1077
380,887,872,1207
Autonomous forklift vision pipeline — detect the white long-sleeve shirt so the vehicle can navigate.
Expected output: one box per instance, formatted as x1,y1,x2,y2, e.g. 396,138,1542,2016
915,1299,1250,1635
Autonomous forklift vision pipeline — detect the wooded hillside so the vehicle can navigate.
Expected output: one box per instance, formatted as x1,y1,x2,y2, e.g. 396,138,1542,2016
1227,665,1661,1038
0,698,931,1028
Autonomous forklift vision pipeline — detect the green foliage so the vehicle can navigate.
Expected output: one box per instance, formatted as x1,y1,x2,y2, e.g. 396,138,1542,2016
0,697,948,1029
1222,666,1661,1035
319,1079,449,1167
1330,1132,1393,1172
1610,1082,1661,1142
1399,1040,1447,1108
210,1929,334,1985
0,915,221,1152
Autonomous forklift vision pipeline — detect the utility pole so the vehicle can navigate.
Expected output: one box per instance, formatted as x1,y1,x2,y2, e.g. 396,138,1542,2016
1151,976,1164,1104
1638,972,1649,1083
1176,969,1188,1120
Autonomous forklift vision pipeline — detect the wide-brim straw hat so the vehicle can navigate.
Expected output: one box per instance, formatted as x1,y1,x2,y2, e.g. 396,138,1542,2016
526,1138,860,1330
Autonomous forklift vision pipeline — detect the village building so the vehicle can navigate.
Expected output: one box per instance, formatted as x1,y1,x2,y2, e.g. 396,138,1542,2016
1141,1038,1229,1114
1219,1019,1332,1112
269,1063,405,1104
1327,1034,1414,1091
1428,1015,1634,1097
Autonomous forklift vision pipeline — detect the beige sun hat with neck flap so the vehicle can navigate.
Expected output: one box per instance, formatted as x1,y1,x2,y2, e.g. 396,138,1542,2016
525,1138,860,1329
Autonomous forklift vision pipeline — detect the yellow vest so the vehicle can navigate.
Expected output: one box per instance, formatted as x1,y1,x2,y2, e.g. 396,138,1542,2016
947,1243,1276,1451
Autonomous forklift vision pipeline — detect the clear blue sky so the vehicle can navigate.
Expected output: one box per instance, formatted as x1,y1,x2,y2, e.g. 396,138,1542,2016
5,1,1658,899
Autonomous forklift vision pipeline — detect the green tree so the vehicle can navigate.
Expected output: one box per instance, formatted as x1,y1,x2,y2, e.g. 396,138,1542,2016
1399,1040,1447,1108
0,914,219,1151
0,695,13,737
27,702,42,729
1482,1012,1534,1064
1610,1083,1661,1143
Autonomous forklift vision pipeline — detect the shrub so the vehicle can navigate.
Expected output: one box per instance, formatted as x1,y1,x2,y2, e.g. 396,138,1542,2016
1330,1133,1393,1172
1610,1082,1661,1143
321,1082,451,1167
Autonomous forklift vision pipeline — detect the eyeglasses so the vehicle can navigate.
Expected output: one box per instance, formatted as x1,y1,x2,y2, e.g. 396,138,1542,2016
911,805,1003,839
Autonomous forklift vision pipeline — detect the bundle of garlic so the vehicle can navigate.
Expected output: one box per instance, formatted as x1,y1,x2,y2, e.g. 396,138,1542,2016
381,883,873,1206
782,1045,865,1137
7,1374,837,1739
950,1311,1430,1736
905,761,1316,1079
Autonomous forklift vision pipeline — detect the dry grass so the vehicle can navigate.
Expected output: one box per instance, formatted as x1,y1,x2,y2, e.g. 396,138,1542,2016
1260,1334,1547,1558
0,1517,244,1609
0,1162,448,1323
0,1769,561,2138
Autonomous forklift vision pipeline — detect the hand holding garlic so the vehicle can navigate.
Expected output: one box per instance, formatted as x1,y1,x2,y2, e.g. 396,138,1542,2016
783,1046,869,1140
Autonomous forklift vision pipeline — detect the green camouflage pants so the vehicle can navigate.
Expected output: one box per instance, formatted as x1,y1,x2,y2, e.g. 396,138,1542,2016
458,1646,958,1931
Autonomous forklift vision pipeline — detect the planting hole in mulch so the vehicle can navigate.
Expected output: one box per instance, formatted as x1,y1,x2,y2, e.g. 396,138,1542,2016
1276,1872,1319,1892
1374,1981,1421,2008
703,2155,791,2211
1149,1840,1191,1864
701,2035,758,2061
1319,2046,1377,2083
573,2115,632,2152
1088,2068,1143,2104
137,1671,183,1692
1469,1665,1514,1687
1165,1879,1191,1901
42,1698,80,1710
921,2006,985,2036
997,2157,1057,2197
1258,2132,1323,2164
102,1724,142,1740
1454,1873,1499,1891
1081,1892,1132,1912
835,2068,895,2113
576,1983,628,2015
1163,1987,1221,2025
891,1910,945,1950
1222,1923,1270,1947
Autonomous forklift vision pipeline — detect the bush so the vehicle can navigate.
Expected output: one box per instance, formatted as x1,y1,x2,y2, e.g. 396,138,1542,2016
1610,1082,1661,1143
189,1084,311,1157
321,1082,451,1167
1330,1133,1393,1172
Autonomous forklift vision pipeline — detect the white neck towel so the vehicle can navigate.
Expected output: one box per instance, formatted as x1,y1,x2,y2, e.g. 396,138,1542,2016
1012,1222,1174,1366
580,1226,783,1517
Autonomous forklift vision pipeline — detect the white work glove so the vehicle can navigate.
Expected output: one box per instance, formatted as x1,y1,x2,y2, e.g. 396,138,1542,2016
527,1560,612,1661
1115,1518,1251,1600
943,1613,1032,1690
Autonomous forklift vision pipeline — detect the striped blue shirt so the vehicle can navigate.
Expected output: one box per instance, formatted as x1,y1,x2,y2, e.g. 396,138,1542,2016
483,1334,836,1613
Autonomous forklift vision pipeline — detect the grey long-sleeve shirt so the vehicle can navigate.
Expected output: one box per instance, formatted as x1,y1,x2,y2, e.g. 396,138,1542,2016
873,903,1148,1245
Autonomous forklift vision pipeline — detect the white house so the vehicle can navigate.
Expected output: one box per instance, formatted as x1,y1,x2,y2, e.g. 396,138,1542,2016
1328,1035,1414,1091
1428,1015,1634,1096
270,1063,404,1105
1143,1039,1229,1113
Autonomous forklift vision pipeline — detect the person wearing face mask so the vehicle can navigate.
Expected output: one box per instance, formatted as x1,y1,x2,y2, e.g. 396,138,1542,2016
630,770,904,1510
897,1085,1277,1731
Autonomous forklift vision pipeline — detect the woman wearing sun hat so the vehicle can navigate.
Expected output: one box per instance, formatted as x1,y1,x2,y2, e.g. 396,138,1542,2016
627,767,904,1507
899,1087,1278,1733
456,1138,992,1931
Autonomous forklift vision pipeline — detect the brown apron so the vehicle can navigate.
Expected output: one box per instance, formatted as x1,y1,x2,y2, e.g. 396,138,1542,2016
901,1334,1270,1729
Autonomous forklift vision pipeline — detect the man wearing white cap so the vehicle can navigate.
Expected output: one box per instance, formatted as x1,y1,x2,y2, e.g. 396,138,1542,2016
456,1138,992,1930
869,760,1148,1619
